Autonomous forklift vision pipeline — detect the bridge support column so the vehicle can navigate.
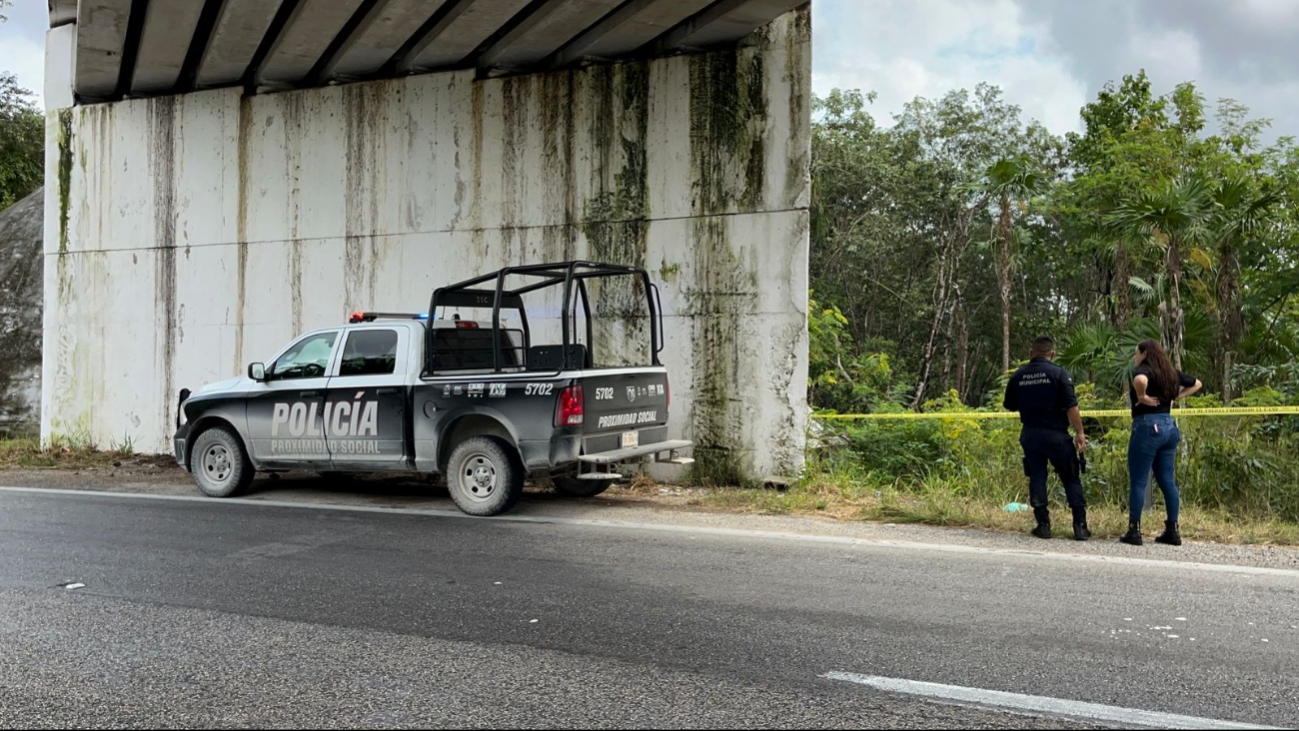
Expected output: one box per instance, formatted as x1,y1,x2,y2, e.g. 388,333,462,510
42,8,811,481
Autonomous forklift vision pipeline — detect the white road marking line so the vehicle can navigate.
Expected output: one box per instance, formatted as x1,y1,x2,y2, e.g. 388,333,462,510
2,486,1297,579
822,672,1283,730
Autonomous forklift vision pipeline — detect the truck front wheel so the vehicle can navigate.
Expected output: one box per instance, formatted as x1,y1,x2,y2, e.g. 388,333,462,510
447,437,523,516
191,426,254,498
552,476,616,498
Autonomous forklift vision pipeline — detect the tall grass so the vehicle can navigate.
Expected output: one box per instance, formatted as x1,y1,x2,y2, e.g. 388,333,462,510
820,408,1299,525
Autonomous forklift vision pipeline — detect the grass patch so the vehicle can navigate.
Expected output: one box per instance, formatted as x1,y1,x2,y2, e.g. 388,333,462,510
697,467,1299,546
0,437,126,470
712,410,1299,546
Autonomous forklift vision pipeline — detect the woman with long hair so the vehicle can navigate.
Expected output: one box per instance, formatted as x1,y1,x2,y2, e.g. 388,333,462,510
1121,339,1202,546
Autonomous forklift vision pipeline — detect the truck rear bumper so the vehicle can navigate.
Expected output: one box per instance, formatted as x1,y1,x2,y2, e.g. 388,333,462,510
579,439,694,466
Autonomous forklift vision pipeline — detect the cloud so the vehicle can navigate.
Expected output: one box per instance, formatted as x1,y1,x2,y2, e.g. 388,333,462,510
814,0,1297,142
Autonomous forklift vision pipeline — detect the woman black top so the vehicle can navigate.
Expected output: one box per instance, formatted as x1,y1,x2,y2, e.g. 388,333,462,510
1121,339,1202,547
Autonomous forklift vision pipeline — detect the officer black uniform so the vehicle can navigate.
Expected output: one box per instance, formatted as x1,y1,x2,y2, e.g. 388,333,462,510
1003,335,1090,541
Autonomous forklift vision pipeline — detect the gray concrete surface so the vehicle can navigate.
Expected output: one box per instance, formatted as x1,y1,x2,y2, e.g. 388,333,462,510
73,0,131,98
131,0,206,93
1,488,1295,728
196,0,282,88
53,0,809,100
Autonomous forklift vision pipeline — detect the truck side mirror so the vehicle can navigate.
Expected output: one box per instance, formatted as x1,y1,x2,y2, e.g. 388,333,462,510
248,362,266,382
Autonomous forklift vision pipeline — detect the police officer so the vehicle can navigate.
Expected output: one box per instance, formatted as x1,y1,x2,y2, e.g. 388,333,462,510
1003,335,1090,541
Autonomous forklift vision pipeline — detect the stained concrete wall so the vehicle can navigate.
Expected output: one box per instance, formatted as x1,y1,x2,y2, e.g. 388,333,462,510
43,8,811,480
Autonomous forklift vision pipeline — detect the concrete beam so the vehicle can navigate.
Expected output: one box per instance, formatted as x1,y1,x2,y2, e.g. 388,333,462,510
480,0,621,71
659,0,803,50
132,0,207,93
73,0,132,99
44,24,76,110
49,0,79,27
330,0,451,78
259,0,367,86
549,0,709,65
408,0,531,71
196,0,280,88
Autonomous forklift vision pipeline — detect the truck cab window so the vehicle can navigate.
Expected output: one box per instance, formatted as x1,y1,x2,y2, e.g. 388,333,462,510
431,328,522,371
269,331,337,380
339,329,399,376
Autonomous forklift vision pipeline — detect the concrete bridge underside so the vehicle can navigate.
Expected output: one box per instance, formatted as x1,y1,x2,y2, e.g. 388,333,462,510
48,0,805,102
43,1,812,481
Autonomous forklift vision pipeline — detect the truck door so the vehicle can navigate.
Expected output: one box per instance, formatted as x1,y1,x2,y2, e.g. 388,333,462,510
246,330,338,468
324,327,408,469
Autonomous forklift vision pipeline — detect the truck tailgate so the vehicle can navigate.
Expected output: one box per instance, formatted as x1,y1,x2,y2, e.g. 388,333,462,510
582,370,669,437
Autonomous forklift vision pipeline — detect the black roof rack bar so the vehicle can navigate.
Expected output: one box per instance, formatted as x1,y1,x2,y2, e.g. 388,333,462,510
425,261,661,374
437,261,645,296
504,267,648,297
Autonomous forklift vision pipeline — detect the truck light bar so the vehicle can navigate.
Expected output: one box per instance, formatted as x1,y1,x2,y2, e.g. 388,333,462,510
349,311,428,323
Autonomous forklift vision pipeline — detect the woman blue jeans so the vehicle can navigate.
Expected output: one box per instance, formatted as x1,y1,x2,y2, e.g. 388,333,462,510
1128,414,1181,524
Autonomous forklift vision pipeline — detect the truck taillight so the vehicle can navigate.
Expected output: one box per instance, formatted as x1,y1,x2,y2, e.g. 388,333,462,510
555,386,584,427
665,377,670,407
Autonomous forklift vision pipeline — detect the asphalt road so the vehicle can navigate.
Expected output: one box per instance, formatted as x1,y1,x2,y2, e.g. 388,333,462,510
0,489,1295,729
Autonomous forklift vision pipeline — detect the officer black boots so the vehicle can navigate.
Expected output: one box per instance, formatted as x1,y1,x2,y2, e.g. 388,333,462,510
1031,506,1052,540
1119,521,1143,546
1072,506,1091,541
1155,520,1182,546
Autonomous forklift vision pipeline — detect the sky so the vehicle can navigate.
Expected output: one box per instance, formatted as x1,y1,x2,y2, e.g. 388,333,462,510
812,0,1299,141
0,0,46,107
2,0,1297,141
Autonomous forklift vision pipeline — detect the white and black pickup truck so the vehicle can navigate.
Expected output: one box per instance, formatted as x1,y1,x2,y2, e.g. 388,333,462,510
173,262,693,516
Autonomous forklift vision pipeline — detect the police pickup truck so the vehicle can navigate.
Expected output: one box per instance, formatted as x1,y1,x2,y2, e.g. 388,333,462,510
174,262,692,516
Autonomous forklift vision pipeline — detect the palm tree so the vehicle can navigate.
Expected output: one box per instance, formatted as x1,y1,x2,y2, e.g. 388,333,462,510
1207,177,1279,403
980,157,1044,374
1109,177,1212,369
1057,318,1163,393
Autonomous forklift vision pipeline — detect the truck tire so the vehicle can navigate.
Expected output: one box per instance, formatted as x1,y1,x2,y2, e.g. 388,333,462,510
552,476,615,498
447,437,523,516
191,426,254,498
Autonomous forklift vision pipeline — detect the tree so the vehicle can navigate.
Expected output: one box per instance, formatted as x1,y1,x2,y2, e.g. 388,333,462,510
0,74,42,210
1110,176,1212,369
1207,176,1280,402
0,1,43,210
809,74,1296,414
976,157,1044,373
1061,72,1196,331
893,85,1051,405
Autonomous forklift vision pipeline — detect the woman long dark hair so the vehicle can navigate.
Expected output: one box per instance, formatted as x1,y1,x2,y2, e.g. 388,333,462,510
1137,340,1180,401
1122,338,1202,547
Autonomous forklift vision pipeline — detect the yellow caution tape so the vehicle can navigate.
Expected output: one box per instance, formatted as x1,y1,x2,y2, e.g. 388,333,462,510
814,406,1299,421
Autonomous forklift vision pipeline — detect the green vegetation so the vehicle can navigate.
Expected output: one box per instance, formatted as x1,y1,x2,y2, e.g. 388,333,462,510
812,75,1298,410
798,72,1299,541
0,4,42,210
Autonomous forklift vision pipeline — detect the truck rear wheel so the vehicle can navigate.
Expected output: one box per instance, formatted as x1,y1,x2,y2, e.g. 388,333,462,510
447,437,523,516
191,426,254,498
552,476,615,498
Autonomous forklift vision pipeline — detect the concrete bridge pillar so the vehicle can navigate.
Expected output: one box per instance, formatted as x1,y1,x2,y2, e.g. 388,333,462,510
42,6,811,481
